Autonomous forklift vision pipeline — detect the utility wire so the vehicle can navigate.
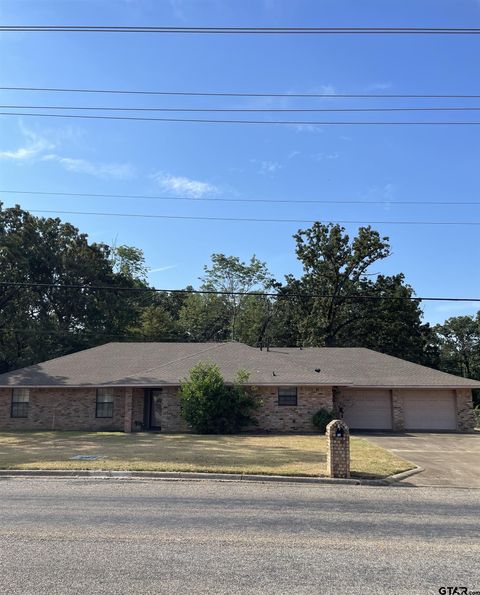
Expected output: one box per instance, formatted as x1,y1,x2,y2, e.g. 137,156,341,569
4,104,480,113
19,208,480,226
1,327,182,339
3,189,480,206
2,111,480,125
1,281,479,302
2,26,480,34
2,86,480,99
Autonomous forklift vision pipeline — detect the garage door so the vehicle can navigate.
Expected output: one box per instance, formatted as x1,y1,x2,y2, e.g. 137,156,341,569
403,390,457,431
339,389,393,430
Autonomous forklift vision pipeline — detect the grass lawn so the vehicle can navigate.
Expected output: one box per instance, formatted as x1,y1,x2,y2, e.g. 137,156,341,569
0,432,413,478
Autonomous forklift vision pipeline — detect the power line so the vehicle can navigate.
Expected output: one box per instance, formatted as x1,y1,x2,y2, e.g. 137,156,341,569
0,327,182,339
3,189,480,207
1,281,479,302
20,208,480,226
2,111,480,125
4,104,480,113
2,86,480,99
2,26,480,34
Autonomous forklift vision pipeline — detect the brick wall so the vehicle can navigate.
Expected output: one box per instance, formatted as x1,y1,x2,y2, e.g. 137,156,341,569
131,388,145,431
160,387,190,432
0,387,125,431
253,385,333,432
0,385,335,433
455,388,475,432
150,385,333,433
1,384,472,433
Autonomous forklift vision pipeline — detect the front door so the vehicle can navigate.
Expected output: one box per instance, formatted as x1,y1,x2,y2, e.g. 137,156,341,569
145,388,162,430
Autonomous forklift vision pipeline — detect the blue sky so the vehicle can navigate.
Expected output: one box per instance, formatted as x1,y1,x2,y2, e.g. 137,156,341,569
1,0,480,324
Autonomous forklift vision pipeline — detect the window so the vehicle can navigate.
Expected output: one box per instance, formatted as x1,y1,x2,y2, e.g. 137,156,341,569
278,387,298,406
11,388,30,418
96,389,114,418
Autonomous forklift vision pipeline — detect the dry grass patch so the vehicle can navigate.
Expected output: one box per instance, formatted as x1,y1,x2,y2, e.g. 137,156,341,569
0,432,413,478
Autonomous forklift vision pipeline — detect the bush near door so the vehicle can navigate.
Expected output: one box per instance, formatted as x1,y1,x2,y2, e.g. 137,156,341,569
179,362,260,434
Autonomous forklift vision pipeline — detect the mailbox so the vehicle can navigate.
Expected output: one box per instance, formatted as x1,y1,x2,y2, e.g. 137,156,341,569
326,419,350,479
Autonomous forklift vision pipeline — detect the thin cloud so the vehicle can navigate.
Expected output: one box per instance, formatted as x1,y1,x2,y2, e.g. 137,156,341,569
366,183,396,210
42,154,136,180
0,144,47,160
148,265,177,273
313,152,340,161
0,122,134,179
151,171,218,198
258,160,281,175
0,125,54,161
290,123,323,134
317,84,337,96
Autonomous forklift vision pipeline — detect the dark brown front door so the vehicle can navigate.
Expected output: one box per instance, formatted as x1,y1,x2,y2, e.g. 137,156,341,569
144,389,162,430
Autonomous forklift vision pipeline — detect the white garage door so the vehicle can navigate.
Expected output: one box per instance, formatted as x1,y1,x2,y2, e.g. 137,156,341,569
340,389,393,430
403,390,457,431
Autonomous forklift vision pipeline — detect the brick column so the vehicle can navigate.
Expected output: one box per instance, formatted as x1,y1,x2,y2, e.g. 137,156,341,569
455,389,475,432
391,389,405,432
326,419,350,478
124,387,133,433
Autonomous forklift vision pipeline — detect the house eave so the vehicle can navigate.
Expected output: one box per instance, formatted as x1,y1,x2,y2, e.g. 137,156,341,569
1,381,479,389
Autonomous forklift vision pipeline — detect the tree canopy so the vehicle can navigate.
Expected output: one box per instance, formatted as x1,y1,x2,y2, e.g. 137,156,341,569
0,203,147,372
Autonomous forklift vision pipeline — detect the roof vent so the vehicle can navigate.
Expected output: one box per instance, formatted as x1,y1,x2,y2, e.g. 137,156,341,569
315,368,321,373
272,371,276,376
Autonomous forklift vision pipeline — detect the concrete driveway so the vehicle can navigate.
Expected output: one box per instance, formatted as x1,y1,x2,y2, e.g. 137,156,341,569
365,432,480,488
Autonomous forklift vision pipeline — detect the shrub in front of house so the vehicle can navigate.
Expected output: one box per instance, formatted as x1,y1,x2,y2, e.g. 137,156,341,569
179,361,259,434
312,408,335,433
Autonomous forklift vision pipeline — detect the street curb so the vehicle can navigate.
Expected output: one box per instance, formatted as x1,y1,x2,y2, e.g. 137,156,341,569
385,465,424,483
0,468,391,486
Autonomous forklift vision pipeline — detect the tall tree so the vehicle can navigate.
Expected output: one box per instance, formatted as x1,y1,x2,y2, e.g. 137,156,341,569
234,294,275,347
339,274,438,365
434,314,480,378
0,203,147,372
177,293,231,342
132,289,191,341
283,222,391,346
111,245,149,282
200,253,274,341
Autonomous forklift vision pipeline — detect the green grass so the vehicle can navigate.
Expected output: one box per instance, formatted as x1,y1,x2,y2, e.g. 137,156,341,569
0,432,414,478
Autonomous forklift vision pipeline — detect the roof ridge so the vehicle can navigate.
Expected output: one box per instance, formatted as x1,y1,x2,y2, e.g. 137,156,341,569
106,342,227,384
238,343,330,381
261,346,340,382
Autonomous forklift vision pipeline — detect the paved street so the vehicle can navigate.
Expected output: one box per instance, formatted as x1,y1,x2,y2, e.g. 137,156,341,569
365,433,480,488
0,478,478,594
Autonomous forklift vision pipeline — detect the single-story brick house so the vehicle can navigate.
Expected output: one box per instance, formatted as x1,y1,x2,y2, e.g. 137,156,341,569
0,342,478,433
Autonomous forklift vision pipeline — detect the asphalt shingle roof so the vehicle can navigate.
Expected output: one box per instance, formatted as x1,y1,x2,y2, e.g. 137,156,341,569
0,342,479,389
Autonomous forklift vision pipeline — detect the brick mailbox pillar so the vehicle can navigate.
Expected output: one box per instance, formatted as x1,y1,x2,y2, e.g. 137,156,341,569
326,419,350,479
